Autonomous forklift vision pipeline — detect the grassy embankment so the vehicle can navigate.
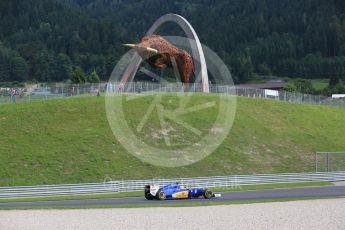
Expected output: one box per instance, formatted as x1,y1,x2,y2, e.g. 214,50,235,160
0,94,344,186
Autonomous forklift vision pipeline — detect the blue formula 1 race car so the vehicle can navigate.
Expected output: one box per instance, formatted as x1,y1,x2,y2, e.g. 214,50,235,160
144,183,221,200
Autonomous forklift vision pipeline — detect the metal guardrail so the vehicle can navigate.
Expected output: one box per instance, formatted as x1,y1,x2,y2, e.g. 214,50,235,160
0,171,344,199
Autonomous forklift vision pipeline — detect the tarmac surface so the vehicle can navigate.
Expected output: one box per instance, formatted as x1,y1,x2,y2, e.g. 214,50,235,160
0,185,344,208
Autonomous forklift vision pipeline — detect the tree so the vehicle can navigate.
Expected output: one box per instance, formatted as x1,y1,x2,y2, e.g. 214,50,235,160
283,82,296,92
34,49,55,82
320,84,345,96
230,51,254,83
55,53,73,81
329,75,340,87
257,64,272,76
284,79,314,94
71,66,86,84
0,43,29,82
334,84,345,94
87,69,100,83
10,56,29,82
293,79,314,94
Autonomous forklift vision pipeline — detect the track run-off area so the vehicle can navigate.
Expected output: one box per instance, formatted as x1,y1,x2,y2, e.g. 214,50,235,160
0,185,344,208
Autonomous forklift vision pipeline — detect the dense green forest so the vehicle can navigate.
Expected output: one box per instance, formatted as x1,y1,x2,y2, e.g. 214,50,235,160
0,0,345,90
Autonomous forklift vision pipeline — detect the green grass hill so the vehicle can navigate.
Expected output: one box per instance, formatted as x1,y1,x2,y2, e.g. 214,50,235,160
0,95,344,186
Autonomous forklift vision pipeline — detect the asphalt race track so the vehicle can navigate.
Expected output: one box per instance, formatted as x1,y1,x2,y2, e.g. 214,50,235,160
1,185,344,208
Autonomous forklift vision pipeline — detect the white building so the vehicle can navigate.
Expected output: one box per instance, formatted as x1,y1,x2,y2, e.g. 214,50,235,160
332,94,345,99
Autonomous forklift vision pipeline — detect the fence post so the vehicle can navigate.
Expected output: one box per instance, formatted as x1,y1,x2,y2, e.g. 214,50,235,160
327,152,330,172
315,152,318,172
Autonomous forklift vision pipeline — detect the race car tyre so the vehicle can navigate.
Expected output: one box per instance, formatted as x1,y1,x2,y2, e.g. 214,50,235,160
145,194,154,200
158,191,166,200
144,185,155,200
203,189,213,199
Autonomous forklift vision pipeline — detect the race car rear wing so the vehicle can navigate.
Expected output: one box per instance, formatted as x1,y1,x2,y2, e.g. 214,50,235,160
146,184,159,196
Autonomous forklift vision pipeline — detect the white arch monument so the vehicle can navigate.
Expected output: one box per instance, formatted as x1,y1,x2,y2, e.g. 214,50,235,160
120,13,209,92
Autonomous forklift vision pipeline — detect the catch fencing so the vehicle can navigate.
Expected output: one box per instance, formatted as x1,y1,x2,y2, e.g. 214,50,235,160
315,152,345,172
0,171,344,199
0,83,105,104
1,82,344,108
108,82,345,108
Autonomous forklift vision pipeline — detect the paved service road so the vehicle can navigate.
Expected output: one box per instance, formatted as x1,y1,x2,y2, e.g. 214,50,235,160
0,185,344,208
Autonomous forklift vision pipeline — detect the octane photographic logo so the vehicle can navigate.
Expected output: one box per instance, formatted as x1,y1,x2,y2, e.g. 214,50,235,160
105,36,236,167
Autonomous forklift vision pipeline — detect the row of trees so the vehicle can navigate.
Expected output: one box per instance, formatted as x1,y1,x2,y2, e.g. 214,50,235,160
284,78,345,96
0,43,105,84
71,68,100,84
0,0,121,82
68,0,345,85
